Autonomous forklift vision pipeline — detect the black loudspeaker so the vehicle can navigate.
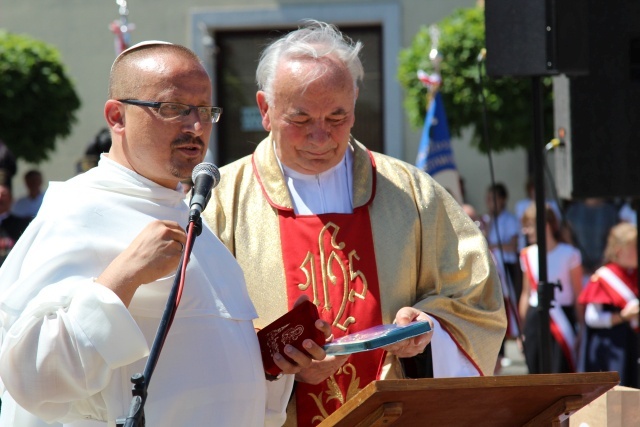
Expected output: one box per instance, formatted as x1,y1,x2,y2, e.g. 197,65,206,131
485,0,589,77
553,0,640,199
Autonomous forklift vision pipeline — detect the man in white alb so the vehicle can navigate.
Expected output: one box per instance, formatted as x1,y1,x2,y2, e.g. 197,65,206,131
0,41,319,427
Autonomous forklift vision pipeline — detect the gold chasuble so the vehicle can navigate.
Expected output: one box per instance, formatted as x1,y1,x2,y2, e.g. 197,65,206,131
277,197,384,425
203,136,507,427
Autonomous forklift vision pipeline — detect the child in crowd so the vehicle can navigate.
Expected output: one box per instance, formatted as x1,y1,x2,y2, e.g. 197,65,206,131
579,223,639,387
519,203,583,373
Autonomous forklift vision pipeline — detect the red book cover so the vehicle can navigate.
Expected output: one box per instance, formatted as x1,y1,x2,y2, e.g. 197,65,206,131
257,300,325,376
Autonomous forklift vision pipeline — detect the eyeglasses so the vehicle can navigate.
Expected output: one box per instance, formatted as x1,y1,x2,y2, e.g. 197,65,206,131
118,99,223,123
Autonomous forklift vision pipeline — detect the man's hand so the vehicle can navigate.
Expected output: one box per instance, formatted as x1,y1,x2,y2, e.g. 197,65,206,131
270,295,349,385
294,353,350,385
272,317,348,385
292,317,349,385
382,307,434,358
97,220,187,306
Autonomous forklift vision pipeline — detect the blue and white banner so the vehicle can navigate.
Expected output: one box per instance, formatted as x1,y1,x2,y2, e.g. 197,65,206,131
415,91,462,203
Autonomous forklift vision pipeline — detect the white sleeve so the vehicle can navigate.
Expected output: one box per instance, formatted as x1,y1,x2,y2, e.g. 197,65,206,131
430,317,480,377
584,303,613,328
263,375,295,427
0,281,148,423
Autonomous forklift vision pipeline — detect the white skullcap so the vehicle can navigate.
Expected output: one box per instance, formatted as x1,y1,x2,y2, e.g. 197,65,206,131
111,40,174,71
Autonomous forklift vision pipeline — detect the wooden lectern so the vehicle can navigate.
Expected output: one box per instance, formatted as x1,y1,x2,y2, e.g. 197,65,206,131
318,372,619,427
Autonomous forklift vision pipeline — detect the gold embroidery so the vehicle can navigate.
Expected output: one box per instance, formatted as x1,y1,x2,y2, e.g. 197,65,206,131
309,395,330,425
325,374,343,404
319,222,344,311
296,222,368,331
298,252,319,305
348,250,368,302
308,363,362,425
328,250,354,331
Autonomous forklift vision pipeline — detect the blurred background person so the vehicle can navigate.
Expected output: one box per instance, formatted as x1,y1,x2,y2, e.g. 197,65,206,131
519,203,584,374
0,140,17,192
0,183,32,266
484,183,522,302
76,128,113,173
11,169,45,219
579,223,638,387
618,198,637,226
565,197,619,284
514,176,561,253
484,183,521,369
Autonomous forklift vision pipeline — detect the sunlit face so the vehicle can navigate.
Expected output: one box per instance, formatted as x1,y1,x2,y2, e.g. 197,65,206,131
107,52,213,189
257,57,357,175
616,241,638,269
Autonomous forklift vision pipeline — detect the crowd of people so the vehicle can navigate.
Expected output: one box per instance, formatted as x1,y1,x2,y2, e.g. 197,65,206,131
476,178,638,386
0,18,636,427
0,143,45,267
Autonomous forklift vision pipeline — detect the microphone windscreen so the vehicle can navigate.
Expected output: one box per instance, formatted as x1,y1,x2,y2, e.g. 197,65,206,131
191,162,220,189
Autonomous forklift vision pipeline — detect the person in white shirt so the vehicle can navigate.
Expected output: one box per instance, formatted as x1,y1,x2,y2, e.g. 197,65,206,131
485,183,522,305
514,177,561,253
519,203,584,374
11,169,45,218
0,41,320,427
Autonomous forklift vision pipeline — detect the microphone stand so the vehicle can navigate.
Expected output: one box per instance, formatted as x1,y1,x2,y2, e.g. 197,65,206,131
116,216,203,427
531,76,559,373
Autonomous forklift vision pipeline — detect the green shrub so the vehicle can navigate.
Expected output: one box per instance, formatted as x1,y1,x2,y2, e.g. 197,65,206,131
398,6,553,153
0,30,81,162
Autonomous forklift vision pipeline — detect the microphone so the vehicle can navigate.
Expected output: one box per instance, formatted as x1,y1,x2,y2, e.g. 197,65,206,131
545,138,565,151
188,162,220,220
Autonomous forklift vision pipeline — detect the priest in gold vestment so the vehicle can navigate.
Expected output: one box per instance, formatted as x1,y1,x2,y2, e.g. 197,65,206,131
203,20,506,426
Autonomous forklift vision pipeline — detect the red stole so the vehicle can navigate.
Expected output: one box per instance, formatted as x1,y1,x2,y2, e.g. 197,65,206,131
580,264,639,332
579,264,638,309
278,206,384,426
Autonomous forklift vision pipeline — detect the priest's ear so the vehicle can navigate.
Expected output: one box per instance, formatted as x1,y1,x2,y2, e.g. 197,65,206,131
256,91,272,132
104,100,126,135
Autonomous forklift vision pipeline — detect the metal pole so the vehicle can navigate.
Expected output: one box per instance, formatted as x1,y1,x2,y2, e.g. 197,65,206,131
531,76,553,373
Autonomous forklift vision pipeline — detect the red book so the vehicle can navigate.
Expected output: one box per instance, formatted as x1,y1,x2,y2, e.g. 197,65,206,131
257,300,325,376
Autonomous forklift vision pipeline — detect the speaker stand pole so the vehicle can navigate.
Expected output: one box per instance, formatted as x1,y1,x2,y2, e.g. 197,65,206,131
531,75,554,373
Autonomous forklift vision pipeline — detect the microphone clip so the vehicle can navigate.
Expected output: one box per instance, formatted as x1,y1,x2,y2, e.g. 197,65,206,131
188,212,204,236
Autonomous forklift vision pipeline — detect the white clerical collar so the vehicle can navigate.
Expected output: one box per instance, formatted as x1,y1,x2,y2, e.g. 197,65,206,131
274,143,354,214
278,153,348,181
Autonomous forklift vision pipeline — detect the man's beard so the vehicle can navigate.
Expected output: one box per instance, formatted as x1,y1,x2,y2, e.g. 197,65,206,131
170,136,206,181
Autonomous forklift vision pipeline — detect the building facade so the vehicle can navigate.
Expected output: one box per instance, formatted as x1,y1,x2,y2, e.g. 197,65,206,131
0,0,527,210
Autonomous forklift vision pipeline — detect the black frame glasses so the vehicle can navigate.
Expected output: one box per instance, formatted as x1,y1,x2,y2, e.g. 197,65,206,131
118,99,223,123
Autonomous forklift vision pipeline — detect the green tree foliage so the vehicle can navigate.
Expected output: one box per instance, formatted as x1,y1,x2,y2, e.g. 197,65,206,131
0,30,81,163
398,6,553,153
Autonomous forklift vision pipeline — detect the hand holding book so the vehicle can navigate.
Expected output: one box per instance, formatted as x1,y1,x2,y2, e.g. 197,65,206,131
258,301,433,368
380,307,434,358
256,299,328,377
